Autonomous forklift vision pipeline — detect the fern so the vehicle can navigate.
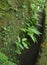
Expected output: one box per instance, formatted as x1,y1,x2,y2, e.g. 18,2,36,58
15,36,29,54
0,0,45,65
0,52,16,65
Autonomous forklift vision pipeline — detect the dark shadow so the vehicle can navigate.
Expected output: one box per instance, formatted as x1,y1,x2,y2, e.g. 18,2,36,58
19,10,45,65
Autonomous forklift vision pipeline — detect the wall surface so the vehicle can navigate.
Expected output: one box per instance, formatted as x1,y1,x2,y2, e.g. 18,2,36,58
35,1,47,65
0,0,32,63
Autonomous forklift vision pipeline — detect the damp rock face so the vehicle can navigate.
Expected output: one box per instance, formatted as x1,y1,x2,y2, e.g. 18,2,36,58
35,2,47,65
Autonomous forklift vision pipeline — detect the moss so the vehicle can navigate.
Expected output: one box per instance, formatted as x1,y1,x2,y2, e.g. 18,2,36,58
36,1,47,65
0,0,46,65
0,0,32,64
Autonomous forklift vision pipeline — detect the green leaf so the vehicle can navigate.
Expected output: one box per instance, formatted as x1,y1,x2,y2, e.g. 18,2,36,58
27,26,41,35
22,38,27,42
0,52,8,62
20,28,27,32
22,42,29,49
17,36,20,43
19,44,24,50
31,27,41,35
22,4,26,9
28,33,37,42
15,49,21,54
0,13,5,18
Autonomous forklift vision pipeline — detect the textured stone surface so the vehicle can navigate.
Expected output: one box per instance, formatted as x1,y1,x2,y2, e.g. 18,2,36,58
36,1,47,65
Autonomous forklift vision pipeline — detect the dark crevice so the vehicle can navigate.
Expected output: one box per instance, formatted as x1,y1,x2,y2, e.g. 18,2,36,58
19,10,45,65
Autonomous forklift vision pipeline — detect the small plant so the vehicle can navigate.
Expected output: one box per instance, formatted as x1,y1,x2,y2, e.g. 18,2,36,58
0,52,16,65
0,0,45,65
0,13,5,18
15,36,29,54
21,26,41,42
0,52,8,62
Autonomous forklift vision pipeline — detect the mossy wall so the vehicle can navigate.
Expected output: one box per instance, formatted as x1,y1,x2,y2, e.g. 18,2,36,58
36,1,47,65
0,0,33,63
0,0,46,65
0,0,29,39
